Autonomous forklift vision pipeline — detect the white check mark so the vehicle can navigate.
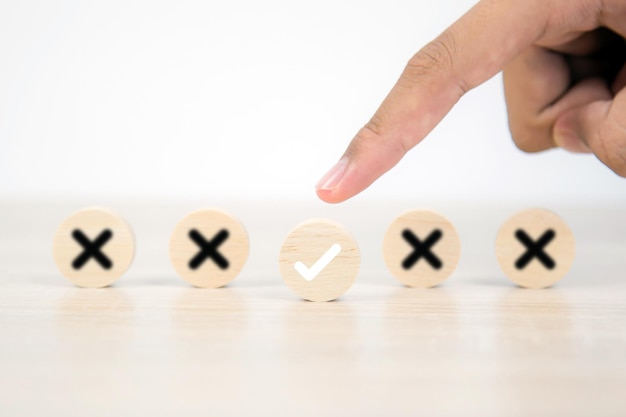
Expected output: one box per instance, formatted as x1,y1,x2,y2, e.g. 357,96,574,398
294,243,342,281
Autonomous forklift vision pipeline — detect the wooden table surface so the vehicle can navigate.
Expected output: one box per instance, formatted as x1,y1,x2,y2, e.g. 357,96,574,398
1,201,625,417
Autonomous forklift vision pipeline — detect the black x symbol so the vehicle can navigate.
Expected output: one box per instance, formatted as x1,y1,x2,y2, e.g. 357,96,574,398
402,229,443,270
515,229,556,270
72,229,113,270
188,229,230,270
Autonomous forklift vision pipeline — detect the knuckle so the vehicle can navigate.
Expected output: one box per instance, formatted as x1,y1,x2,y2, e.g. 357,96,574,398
513,136,542,153
605,153,626,178
509,122,547,153
545,0,602,32
364,113,386,138
612,165,626,178
403,33,458,83
350,116,410,161
345,123,383,160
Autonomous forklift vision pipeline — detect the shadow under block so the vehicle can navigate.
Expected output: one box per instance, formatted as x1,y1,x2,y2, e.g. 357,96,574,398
495,208,576,289
383,210,461,288
169,208,249,288
52,207,135,288
279,218,360,302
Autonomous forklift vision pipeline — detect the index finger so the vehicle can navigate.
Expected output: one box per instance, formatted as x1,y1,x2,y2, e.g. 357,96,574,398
316,0,553,203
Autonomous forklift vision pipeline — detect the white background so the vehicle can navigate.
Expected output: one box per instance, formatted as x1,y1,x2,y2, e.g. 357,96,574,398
1,0,625,205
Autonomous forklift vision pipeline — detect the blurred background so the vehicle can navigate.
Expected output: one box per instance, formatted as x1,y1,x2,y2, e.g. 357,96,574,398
1,0,625,206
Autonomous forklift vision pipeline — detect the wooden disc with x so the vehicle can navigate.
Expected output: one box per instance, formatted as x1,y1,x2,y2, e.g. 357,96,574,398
169,208,249,288
53,207,135,288
496,208,575,289
383,210,461,288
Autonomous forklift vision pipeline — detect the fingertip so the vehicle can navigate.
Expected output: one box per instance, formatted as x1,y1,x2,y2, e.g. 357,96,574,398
315,126,409,203
554,129,592,154
316,158,348,190
315,187,347,204
554,110,593,154
315,157,356,203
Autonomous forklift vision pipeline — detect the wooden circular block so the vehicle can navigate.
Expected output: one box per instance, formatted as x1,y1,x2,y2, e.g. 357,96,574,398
279,218,360,302
383,210,461,288
496,208,575,289
52,207,135,288
169,208,249,288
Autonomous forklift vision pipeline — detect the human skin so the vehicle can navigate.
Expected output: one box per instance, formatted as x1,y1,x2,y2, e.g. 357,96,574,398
316,0,626,203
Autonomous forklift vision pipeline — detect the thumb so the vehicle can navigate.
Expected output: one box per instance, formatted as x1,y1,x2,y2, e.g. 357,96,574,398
554,89,626,177
316,0,552,203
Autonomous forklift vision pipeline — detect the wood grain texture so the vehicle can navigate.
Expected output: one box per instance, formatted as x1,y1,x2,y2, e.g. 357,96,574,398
279,218,359,302
3,202,626,416
383,210,461,288
52,207,135,288
496,208,575,289
169,208,249,288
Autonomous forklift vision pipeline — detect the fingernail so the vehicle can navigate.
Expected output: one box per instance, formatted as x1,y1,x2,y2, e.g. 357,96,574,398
316,157,348,191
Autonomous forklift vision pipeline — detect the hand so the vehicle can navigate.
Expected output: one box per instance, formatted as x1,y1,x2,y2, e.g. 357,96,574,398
315,0,626,203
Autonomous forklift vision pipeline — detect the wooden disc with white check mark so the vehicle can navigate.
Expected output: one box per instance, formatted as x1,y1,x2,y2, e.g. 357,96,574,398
52,207,135,288
170,208,249,288
279,218,360,302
